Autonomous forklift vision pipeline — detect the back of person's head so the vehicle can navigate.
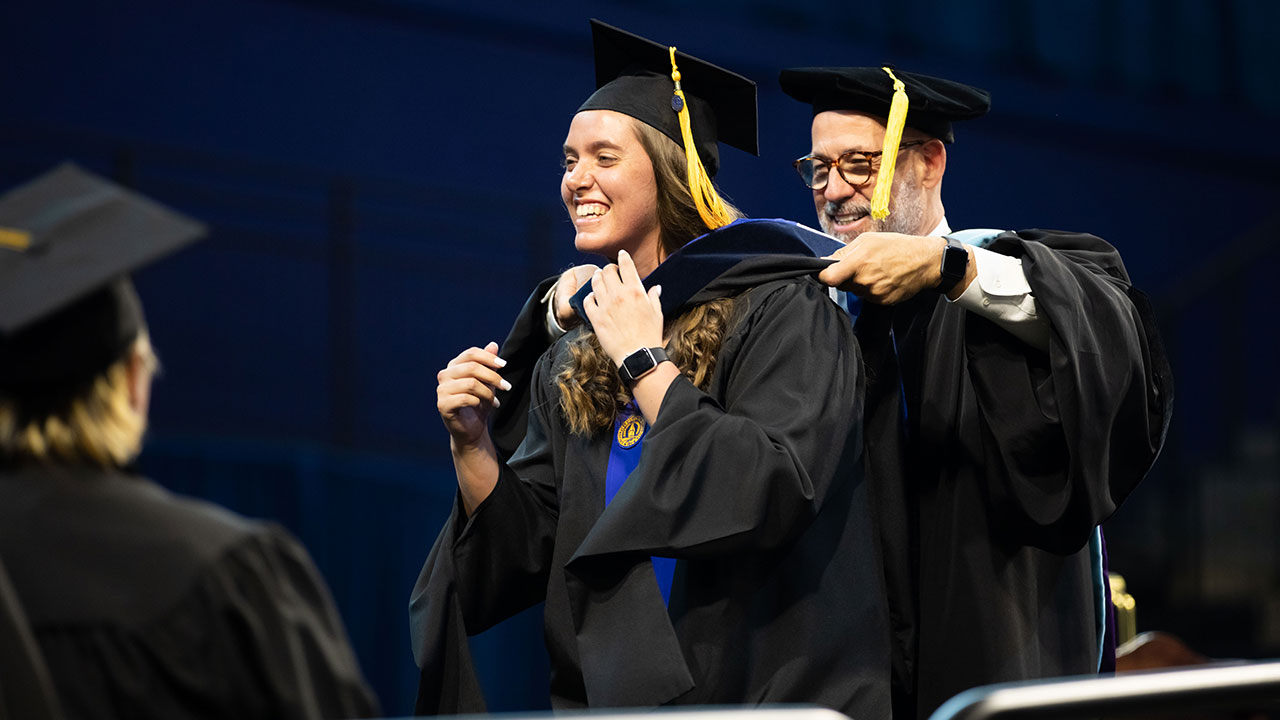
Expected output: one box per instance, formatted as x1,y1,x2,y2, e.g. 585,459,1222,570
0,331,155,468
0,163,204,468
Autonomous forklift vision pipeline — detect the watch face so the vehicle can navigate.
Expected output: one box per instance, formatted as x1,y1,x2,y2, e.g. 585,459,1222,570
942,240,968,278
621,348,655,380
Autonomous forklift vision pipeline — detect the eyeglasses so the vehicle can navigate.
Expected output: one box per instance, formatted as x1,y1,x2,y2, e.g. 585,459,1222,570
792,140,927,190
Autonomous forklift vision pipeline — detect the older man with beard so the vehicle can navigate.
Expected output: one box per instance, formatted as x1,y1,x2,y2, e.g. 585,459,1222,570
779,66,1174,720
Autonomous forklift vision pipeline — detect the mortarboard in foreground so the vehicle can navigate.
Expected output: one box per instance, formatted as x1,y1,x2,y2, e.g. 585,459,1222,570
0,163,206,394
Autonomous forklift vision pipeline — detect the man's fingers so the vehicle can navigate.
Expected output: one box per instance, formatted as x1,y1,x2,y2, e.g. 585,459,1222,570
823,247,847,262
818,262,855,288
817,243,869,287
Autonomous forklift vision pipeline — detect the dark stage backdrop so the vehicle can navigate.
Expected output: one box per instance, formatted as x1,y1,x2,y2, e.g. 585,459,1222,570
2,0,1278,714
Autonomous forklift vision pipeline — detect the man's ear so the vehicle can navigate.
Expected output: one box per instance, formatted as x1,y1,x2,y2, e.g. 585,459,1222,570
918,139,947,190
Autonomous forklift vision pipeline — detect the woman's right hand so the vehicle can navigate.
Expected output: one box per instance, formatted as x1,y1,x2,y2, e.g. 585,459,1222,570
436,342,511,449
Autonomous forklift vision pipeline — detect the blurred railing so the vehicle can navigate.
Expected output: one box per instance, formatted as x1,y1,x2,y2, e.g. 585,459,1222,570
931,660,1280,720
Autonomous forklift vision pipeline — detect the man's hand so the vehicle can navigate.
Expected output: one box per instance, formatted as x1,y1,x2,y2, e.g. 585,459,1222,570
818,232,973,304
554,264,600,329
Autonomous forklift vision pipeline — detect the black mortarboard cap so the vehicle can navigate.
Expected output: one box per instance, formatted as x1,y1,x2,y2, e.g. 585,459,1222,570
0,163,206,395
778,67,991,143
578,19,758,176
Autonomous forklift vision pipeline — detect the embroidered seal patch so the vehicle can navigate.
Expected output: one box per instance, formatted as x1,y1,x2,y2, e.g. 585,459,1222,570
616,415,646,449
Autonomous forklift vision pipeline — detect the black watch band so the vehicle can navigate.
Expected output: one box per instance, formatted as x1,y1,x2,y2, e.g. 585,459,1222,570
618,347,669,386
937,235,970,294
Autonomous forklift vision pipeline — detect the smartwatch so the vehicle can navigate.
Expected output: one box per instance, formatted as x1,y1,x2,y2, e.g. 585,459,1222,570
618,347,670,386
937,235,970,294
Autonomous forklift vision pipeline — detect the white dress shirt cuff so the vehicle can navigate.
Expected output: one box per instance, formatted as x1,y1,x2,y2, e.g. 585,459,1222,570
949,245,1050,352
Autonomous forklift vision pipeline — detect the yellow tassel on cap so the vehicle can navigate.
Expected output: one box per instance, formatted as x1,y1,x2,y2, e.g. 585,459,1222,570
669,46,733,230
0,227,31,251
869,66,909,221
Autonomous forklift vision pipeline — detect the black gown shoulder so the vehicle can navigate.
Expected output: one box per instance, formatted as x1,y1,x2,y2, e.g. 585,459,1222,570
0,464,379,720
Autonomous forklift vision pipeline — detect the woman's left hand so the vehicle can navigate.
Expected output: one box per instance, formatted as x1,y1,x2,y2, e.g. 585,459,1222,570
584,249,664,366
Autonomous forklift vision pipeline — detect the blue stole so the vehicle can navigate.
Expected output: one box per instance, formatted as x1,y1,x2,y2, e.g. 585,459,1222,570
605,402,675,604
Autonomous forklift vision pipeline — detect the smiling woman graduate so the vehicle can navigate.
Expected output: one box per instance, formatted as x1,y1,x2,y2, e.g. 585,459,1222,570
411,21,890,716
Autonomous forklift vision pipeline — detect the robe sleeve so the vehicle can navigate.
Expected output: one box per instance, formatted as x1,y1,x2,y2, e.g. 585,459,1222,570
964,229,1173,554
569,278,864,565
201,526,381,719
491,275,559,463
409,351,562,714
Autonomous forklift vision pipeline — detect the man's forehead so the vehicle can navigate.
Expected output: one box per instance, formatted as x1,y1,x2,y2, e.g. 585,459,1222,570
810,109,886,151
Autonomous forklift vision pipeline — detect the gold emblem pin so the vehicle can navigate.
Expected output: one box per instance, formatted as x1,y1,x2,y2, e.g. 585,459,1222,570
616,415,647,449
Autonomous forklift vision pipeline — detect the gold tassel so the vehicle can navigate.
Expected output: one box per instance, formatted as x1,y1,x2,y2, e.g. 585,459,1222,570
870,66,910,221
0,227,31,251
669,47,733,230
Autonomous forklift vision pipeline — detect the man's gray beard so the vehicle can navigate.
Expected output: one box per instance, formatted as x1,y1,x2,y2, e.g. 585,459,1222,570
818,166,927,243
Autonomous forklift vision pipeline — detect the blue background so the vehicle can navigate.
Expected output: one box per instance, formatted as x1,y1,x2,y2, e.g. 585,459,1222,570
2,1,1279,714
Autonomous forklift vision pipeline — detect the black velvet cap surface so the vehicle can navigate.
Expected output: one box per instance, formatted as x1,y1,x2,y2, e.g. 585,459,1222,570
578,19,758,176
0,163,206,394
779,66,990,143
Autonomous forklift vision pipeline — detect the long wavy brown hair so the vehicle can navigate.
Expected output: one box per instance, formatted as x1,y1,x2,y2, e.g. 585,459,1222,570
557,117,745,435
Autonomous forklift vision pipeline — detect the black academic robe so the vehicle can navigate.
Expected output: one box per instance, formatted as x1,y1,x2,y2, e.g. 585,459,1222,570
857,229,1172,719
0,463,379,720
410,243,891,716
472,226,1172,720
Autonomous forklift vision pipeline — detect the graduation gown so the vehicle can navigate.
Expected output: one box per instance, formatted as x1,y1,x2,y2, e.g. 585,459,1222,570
0,463,379,720
410,220,891,716
471,224,1172,719
858,229,1173,719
